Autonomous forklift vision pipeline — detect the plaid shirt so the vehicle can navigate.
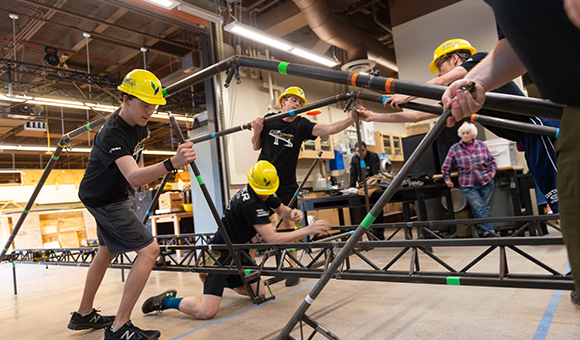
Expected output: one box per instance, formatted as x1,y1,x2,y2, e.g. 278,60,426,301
441,140,497,187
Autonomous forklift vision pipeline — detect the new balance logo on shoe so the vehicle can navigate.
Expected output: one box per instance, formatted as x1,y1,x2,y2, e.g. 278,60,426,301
121,330,135,339
89,315,100,323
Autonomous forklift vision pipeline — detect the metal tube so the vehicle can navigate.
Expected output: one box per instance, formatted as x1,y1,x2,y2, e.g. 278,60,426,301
169,115,262,304
12,262,17,295
354,108,370,212
355,92,559,137
278,108,453,339
233,57,563,120
141,172,172,225
190,93,349,144
470,114,558,138
160,56,562,120
0,115,110,262
277,150,323,230
0,146,64,261
162,56,238,97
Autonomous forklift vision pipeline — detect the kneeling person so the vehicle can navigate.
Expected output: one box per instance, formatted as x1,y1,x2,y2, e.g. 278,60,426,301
142,161,330,319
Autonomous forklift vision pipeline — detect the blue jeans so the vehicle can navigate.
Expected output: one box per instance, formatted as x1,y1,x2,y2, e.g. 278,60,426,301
460,180,495,235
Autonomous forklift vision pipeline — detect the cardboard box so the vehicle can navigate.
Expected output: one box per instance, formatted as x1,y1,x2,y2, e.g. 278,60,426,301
405,123,430,136
158,192,184,210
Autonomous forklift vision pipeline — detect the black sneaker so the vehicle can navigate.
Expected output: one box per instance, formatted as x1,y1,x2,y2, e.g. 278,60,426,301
67,308,114,330
141,290,177,314
571,290,580,306
285,277,300,287
104,321,160,340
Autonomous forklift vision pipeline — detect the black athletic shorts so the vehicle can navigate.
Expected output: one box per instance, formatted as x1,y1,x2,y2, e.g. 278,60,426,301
86,198,154,254
201,250,251,297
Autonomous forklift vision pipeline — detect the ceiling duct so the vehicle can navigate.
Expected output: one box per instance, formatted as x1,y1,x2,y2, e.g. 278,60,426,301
291,0,398,73
10,103,44,116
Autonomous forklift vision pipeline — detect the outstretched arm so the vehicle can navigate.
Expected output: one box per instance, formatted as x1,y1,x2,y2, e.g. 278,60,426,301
356,105,438,123
311,114,354,136
254,220,330,244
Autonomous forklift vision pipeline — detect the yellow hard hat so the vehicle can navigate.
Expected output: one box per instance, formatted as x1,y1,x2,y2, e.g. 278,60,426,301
278,86,307,106
429,39,477,74
247,160,279,195
117,69,166,105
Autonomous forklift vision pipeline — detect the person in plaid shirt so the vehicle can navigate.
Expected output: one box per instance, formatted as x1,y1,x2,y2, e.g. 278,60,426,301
441,122,498,237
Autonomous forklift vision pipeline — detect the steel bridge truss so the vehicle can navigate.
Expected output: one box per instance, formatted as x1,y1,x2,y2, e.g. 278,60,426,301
7,214,571,295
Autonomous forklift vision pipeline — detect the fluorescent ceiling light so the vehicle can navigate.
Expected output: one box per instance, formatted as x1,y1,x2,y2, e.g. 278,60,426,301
140,0,179,10
0,92,191,121
225,23,292,51
177,3,223,25
290,48,339,68
0,145,175,155
224,22,339,67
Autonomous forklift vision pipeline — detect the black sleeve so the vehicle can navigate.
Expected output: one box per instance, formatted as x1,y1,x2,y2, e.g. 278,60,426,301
298,117,318,141
350,156,358,188
460,52,487,73
95,129,132,170
495,21,505,40
369,152,380,176
267,194,282,210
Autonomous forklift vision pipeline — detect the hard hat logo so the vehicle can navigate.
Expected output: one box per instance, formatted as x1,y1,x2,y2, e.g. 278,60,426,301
124,77,136,87
151,81,160,95
247,161,279,195
117,69,167,106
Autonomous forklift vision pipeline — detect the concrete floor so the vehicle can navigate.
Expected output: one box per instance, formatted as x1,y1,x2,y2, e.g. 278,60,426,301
1,230,579,339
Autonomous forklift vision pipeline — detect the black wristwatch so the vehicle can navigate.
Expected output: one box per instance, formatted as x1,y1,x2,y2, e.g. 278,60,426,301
163,158,176,172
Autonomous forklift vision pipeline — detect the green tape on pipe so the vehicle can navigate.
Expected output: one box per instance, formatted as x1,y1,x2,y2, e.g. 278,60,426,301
278,62,289,74
162,88,168,97
52,155,59,160
446,276,461,285
24,210,29,213
244,269,251,276
361,214,377,229
86,123,92,131
196,175,204,186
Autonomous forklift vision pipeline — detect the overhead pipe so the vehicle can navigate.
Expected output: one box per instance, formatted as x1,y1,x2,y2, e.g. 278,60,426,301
291,0,398,72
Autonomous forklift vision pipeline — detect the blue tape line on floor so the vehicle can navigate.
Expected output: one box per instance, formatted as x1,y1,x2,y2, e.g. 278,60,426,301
532,290,563,340
171,254,390,338
170,298,279,340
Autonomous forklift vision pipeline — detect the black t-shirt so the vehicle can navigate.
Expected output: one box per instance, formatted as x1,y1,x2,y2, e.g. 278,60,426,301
484,0,580,105
258,113,317,186
210,184,282,245
461,52,526,142
79,109,148,207
350,150,380,188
